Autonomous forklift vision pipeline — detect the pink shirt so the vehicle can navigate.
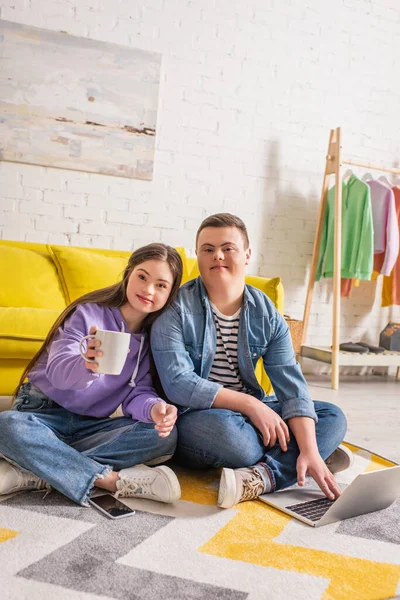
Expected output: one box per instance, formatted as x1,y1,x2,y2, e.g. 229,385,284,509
367,180,399,276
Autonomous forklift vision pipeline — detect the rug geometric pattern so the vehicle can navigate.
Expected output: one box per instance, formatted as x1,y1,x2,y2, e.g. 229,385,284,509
1,443,399,600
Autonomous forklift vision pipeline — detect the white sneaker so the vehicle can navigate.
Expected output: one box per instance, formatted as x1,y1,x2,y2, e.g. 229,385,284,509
0,459,48,495
115,464,181,504
218,466,266,509
325,444,354,474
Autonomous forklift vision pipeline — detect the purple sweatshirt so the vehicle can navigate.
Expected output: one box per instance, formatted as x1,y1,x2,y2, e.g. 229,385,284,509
29,303,163,422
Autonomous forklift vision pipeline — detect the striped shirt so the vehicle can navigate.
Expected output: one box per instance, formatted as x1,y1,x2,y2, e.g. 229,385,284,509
208,302,248,392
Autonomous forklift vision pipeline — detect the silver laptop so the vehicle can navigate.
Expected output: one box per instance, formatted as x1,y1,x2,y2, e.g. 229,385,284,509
258,465,400,527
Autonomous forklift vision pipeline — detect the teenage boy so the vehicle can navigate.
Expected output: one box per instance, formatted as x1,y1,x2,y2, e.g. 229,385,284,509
151,214,350,508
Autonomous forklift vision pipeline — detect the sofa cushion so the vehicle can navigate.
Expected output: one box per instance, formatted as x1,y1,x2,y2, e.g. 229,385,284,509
175,248,190,285
187,260,200,281
245,276,284,314
49,245,190,303
254,359,273,396
0,246,66,309
49,246,131,303
0,307,62,358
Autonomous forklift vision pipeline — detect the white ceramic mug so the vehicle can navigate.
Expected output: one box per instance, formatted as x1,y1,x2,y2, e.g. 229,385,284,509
79,329,131,375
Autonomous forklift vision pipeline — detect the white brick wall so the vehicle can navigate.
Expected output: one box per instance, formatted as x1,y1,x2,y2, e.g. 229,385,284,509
1,0,400,373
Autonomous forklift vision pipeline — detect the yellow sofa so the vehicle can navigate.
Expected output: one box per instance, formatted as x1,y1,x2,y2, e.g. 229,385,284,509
0,240,284,406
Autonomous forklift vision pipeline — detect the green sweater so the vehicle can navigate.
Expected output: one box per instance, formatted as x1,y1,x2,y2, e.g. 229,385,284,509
316,175,373,281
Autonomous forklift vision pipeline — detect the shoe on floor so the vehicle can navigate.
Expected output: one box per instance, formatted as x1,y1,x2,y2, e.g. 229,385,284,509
0,459,48,495
115,464,181,503
325,444,354,474
339,342,369,353
356,342,385,354
218,466,266,509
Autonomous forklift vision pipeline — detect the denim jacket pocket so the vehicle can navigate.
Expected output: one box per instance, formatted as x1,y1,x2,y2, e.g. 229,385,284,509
13,383,53,412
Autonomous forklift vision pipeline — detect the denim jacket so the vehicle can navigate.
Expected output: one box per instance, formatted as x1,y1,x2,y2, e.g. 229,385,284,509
151,277,317,422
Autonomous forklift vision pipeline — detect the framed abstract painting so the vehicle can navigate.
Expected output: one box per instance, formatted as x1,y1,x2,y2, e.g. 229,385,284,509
0,20,161,180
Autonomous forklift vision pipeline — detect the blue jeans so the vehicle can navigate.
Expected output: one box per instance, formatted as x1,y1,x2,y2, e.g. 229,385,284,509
175,399,347,491
0,384,177,506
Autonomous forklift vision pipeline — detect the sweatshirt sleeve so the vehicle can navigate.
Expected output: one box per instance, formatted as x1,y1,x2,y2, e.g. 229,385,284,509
121,343,164,423
45,305,102,391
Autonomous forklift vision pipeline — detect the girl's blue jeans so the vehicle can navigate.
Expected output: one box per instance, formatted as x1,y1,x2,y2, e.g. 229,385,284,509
0,384,177,506
175,398,347,491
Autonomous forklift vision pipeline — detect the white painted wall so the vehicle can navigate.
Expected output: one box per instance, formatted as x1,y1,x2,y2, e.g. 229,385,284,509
1,0,400,372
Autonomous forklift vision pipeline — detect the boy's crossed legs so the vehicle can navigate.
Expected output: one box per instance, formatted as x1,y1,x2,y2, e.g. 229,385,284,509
175,400,350,508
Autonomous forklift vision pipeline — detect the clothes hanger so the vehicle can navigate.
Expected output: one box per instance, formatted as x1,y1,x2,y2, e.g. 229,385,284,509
361,172,373,182
342,169,353,183
378,174,392,187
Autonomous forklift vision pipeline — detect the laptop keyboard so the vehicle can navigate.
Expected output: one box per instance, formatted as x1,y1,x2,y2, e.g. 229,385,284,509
286,497,336,521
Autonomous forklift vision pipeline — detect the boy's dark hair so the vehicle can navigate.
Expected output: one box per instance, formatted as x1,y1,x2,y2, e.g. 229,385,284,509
196,213,250,249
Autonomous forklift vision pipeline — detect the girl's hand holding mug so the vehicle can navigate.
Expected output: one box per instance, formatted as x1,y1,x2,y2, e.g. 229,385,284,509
83,325,102,373
151,402,178,437
79,326,130,375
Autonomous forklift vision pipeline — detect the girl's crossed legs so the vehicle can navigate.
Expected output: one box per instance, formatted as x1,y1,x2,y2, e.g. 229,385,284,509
0,393,178,505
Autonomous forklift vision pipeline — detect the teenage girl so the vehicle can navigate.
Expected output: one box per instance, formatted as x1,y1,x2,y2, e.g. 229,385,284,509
0,243,183,506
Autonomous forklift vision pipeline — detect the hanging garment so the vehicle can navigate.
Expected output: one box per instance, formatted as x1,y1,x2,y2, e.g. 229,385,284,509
381,187,400,307
366,180,399,276
341,278,354,297
316,175,374,281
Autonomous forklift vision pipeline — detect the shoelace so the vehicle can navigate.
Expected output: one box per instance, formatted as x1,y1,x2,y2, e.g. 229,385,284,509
22,474,51,498
115,476,153,498
240,472,265,502
20,471,47,490
31,480,46,490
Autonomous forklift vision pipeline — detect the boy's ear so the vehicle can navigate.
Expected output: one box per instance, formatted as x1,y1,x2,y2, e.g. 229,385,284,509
245,247,251,266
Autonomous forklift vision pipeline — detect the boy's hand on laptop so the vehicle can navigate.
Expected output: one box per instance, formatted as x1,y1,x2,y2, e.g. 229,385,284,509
297,451,342,500
151,402,178,438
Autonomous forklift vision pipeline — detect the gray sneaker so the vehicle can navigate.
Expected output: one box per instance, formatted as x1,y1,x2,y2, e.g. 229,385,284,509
0,459,48,495
115,464,181,503
325,444,354,474
218,466,266,509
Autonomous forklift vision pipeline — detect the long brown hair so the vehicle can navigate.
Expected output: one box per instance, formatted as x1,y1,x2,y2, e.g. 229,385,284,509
15,243,183,396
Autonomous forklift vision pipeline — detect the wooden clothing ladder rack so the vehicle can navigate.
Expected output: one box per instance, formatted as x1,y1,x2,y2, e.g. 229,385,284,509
300,127,400,389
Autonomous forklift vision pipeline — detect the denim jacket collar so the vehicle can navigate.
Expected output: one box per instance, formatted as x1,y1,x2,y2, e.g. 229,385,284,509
197,276,256,309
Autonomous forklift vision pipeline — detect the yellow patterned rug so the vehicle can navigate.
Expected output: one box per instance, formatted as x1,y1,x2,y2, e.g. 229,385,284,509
0,443,399,600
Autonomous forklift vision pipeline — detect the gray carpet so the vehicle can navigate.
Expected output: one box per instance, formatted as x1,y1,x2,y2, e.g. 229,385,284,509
1,447,400,600
3,491,245,600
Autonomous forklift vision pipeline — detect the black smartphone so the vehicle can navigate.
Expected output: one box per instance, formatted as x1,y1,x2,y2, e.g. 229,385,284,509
89,494,136,519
